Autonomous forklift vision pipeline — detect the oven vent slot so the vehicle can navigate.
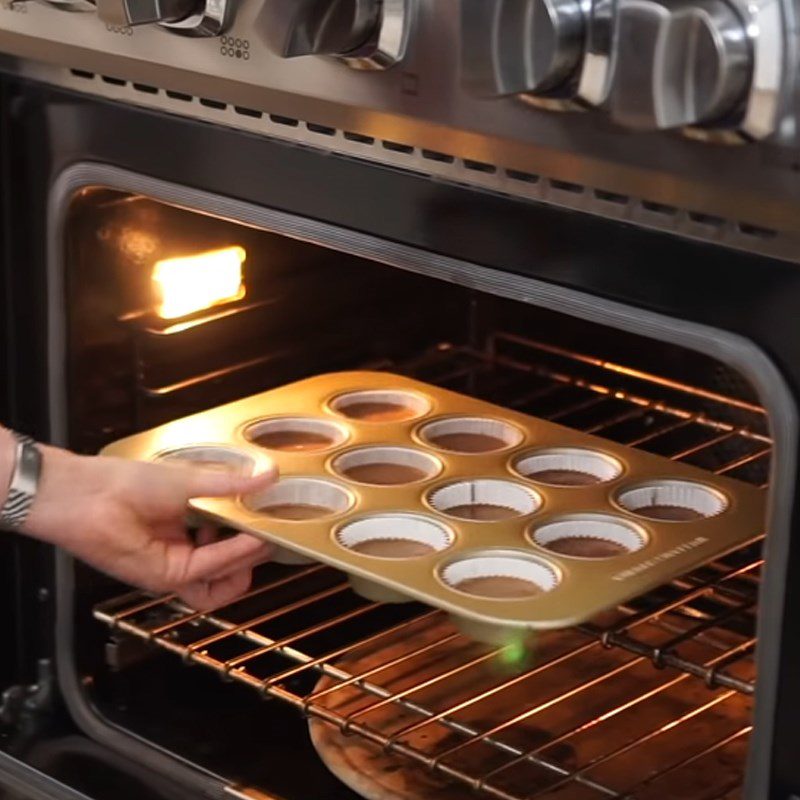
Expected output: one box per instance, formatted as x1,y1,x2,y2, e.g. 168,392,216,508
132,83,159,95
64,67,783,259
233,106,262,119
94,334,764,800
199,97,227,110
688,211,726,229
166,90,193,102
738,222,777,239
594,189,628,205
642,200,679,217
422,149,455,164
345,131,376,145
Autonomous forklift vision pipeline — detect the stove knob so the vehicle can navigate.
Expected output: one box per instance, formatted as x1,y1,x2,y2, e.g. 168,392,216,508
608,0,752,129
94,0,198,25
262,0,381,58
461,0,585,96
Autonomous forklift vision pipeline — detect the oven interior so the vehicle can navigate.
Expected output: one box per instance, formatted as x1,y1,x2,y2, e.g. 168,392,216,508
61,188,768,800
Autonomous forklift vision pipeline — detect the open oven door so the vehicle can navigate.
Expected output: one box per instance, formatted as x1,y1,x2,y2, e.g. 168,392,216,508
0,76,205,800
0,73,80,800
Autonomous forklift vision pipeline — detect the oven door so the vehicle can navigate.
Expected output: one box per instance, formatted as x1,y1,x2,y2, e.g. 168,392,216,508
0,79,265,800
2,73,800,800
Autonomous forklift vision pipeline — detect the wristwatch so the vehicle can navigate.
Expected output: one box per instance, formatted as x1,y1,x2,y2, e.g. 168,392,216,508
0,431,42,531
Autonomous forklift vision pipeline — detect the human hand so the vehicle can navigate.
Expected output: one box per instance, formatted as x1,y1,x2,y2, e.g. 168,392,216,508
24,446,278,610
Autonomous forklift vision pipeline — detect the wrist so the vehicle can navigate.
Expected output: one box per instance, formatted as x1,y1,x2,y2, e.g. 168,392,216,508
23,445,88,545
0,428,13,508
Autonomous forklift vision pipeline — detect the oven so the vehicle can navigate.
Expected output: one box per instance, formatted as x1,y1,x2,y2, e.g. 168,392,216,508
1,3,800,799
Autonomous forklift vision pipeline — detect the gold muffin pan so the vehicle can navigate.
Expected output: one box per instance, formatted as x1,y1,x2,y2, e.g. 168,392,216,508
101,371,765,643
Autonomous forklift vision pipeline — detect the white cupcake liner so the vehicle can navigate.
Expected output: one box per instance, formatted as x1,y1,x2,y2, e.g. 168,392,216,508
617,480,728,520
329,389,430,421
332,446,441,485
428,479,541,519
514,447,622,485
245,477,353,520
531,514,646,558
336,514,454,557
419,416,523,453
440,551,559,598
155,445,256,476
244,417,347,451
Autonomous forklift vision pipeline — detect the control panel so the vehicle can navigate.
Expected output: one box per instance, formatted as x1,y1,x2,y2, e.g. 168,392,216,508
0,0,787,136
0,0,797,252
31,0,412,62
461,0,783,138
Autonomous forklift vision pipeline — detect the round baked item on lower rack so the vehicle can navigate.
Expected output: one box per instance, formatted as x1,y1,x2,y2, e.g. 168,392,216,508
307,617,586,800
307,610,752,800
309,716,466,800
308,617,475,800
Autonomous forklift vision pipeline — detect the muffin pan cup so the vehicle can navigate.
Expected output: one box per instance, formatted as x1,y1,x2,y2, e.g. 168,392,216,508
102,371,765,641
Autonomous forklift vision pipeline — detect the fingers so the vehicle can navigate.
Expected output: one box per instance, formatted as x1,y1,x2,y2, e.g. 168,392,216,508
190,527,275,580
182,460,279,502
180,532,273,585
178,568,254,611
195,525,218,547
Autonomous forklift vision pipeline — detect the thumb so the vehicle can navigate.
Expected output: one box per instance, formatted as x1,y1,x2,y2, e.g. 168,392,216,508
183,459,278,501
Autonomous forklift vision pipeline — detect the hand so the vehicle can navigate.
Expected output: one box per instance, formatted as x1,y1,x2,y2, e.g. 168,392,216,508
24,446,278,610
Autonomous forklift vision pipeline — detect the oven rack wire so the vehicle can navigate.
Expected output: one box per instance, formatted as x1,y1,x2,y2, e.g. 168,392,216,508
95,334,767,800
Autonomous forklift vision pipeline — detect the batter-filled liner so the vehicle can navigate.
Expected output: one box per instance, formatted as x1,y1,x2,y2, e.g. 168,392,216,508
333,446,441,486
617,480,728,522
419,416,523,454
428,479,541,521
330,389,430,423
336,514,454,559
514,447,622,487
244,417,347,453
441,552,559,599
531,514,646,559
246,477,353,521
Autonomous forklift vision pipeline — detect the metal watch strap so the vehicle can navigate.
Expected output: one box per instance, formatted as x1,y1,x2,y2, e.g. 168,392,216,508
0,432,42,531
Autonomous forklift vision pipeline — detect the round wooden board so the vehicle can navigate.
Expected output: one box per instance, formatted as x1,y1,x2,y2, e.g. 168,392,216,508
309,711,467,800
305,615,584,800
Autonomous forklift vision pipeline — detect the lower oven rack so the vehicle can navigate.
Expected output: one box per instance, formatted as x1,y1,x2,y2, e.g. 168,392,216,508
94,335,767,800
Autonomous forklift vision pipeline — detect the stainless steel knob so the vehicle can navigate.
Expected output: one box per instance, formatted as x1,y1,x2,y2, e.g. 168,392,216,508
262,0,381,58
93,0,197,24
608,0,752,129
461,0,585,97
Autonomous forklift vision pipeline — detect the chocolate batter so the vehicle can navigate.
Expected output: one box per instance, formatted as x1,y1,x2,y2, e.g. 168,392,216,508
343,462,429,485
428,432,507,453
352,539,436,558
525,468,600,486
544,536,628,558
252,429,336,452
340,401,417,422
445,503,521,521
637,505,704,521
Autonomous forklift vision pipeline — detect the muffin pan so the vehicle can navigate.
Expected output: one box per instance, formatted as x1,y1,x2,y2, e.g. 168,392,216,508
101,371,765,640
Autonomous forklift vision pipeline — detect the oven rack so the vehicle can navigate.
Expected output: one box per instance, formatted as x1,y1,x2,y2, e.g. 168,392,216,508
95,335,767,799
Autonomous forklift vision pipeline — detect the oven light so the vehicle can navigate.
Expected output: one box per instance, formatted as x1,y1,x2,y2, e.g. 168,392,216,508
153,246,246,319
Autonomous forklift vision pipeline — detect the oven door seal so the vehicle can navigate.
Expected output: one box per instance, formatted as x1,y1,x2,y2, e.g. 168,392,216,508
47,162,797,800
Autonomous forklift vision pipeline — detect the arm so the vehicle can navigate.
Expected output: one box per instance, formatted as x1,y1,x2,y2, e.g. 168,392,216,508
1,426,277,610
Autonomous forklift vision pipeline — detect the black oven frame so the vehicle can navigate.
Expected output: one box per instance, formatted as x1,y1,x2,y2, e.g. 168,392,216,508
2,76,800,800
